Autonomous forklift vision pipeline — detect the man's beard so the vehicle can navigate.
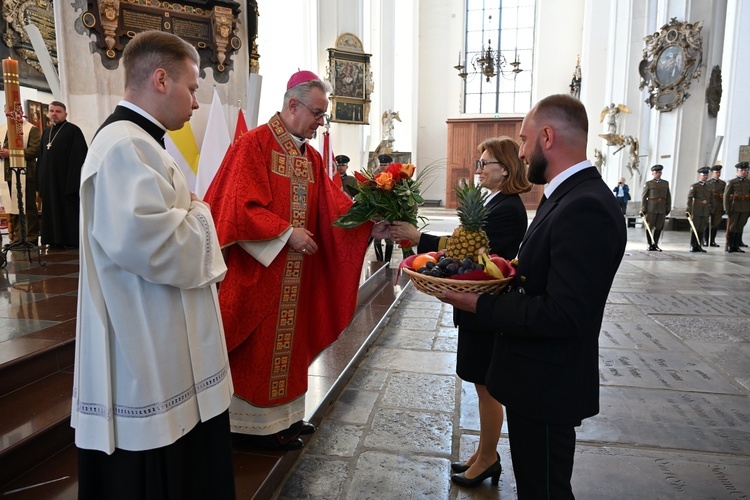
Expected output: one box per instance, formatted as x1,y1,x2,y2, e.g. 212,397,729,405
527,139,548,185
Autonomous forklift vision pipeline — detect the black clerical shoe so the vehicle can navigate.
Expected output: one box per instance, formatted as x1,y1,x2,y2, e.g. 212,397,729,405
710,242,720,247
283,437,305,451
451,461,502,488
689,246,706,253
300,421,316,435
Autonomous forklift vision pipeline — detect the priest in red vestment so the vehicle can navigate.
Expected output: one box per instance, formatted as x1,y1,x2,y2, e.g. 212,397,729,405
204,71,387,450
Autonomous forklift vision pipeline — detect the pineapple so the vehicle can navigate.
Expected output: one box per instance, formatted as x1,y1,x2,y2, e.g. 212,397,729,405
445,182,489,260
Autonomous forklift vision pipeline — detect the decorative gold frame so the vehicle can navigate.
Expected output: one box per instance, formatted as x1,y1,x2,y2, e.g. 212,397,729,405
327,33,373,125
639,18,703,112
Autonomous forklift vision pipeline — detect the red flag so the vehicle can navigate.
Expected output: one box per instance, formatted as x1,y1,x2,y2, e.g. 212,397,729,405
323,129,343,188
233,109,248,143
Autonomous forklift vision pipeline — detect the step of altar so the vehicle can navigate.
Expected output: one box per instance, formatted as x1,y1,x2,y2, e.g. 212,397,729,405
0,261,408,499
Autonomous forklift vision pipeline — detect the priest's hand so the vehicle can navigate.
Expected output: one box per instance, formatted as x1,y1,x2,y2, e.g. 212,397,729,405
0,148,9,159
370,221,390,240
289,227,318,255
439,290,479,313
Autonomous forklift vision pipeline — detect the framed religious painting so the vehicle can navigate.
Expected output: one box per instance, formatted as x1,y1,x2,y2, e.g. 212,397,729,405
327,33,373,124
638,18,703,112
26,100,43,132
41,103,51,131
331,98,370,125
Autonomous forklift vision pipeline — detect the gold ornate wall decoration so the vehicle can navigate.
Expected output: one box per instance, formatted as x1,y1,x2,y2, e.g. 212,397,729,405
81,0,242,82
326,33,373,125
639,17,703,112
0,0,57,92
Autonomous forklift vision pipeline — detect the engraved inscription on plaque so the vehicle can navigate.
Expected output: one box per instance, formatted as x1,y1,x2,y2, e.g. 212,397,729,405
83,0,241,80
122,10,163,32
173,18,210,41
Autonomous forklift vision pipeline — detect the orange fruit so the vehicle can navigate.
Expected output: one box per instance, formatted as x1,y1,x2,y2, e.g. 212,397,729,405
411,254,437,270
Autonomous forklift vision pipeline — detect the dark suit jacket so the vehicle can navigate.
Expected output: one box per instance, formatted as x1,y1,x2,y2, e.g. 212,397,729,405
476,167,626,424
420,192,528,331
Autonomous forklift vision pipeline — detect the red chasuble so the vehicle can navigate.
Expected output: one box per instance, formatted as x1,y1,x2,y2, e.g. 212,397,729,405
205,114,372,407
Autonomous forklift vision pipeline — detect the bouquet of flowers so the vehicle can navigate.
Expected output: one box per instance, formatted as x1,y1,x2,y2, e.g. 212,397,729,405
333,162,437,256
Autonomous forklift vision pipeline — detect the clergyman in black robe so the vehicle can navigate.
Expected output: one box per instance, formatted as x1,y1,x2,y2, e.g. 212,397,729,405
37,101,88,247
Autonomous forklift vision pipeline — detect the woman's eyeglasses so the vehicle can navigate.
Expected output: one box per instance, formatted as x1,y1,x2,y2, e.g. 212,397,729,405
475,160,501,171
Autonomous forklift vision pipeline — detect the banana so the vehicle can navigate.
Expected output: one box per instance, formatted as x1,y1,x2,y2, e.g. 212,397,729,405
479,252,504,279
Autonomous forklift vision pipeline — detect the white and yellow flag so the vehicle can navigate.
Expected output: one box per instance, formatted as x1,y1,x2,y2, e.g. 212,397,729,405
195,90,231,198
165,123,200,192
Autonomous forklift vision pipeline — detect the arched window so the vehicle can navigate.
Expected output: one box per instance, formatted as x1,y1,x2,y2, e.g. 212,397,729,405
462,0,536,114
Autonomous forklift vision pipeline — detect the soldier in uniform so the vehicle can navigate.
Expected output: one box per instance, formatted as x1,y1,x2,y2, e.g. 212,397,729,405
723,161,750,253
705,164,726,247
686,167,710,252
335,154,358,196
640,164,671,251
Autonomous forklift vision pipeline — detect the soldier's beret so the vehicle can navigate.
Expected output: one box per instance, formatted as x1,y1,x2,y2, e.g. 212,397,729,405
697,167,710,175
710,165,722,172
651,164,664,172
335,155,350,165
736,162,750,171
378,154,393,164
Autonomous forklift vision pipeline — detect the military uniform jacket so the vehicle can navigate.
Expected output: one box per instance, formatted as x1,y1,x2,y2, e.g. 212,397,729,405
641,179,671,214
707,178,726,213
687,181,711,217
724,177,750,213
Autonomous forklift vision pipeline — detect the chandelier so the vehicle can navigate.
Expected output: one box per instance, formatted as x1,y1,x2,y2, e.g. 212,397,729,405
455,39,522,82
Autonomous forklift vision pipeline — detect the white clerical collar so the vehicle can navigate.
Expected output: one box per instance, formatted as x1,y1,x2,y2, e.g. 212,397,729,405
119,100,166,132
290,134,306,148
544,160,593,199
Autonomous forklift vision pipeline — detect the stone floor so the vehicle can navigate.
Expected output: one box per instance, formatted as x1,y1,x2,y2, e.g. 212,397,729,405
274,212,750,500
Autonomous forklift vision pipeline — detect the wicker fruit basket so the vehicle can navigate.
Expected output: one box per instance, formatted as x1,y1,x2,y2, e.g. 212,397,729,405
403,268,513,297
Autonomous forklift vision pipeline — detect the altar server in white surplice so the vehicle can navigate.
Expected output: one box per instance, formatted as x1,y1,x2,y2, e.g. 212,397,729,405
72,31,236,499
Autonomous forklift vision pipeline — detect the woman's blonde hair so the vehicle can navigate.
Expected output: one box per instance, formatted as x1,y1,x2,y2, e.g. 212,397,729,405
477,136,532,195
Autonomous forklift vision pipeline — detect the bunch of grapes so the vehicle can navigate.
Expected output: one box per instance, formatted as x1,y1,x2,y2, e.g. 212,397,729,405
417,255,484,278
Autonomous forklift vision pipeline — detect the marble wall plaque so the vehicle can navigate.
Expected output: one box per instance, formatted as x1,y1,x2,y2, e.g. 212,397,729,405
82,0,242,81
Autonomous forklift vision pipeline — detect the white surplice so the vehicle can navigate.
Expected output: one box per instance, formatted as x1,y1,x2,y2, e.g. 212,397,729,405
72,117,233,454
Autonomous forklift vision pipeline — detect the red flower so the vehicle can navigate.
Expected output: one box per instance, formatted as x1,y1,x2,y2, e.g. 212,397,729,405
386,163,403,179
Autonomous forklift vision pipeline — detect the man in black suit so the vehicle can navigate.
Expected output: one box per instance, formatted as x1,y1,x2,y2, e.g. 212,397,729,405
443,94,627,498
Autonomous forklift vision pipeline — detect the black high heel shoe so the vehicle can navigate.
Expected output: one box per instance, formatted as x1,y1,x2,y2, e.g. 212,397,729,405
451,460,502,487
450,451,500,473
450,462,470,473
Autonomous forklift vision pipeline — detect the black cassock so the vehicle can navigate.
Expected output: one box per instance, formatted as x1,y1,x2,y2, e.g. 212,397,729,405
37,120,88,246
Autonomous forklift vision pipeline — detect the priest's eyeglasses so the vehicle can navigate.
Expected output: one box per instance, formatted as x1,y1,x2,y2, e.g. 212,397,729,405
476,160,501,171
297,100,329,121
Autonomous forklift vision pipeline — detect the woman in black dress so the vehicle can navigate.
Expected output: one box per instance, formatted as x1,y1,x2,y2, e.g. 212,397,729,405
390,136,530,487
